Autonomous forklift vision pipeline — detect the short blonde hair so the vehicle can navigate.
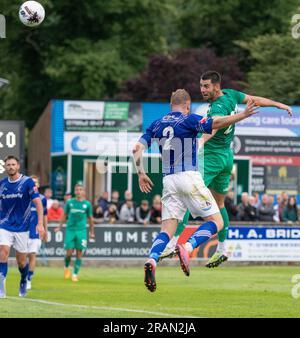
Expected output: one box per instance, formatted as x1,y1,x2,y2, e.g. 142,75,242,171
170,89,191,106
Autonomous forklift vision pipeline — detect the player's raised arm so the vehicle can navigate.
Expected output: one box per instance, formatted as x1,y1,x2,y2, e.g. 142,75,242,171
32,197,45,239
133,142,154,193
243,94,292,116
212,100,259,130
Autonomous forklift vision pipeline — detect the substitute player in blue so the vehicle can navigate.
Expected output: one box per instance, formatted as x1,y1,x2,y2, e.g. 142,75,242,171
0,156,45,298
27,175,48,290
133,89,258,292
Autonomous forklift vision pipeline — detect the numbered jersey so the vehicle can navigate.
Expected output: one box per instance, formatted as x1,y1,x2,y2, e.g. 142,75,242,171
205,89,246,152
139,111,213,175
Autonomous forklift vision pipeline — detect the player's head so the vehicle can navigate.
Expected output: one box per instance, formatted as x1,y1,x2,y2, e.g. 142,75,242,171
74,183,85,199
30,175,40,188
200,71,222,101
170,89,191,115
4,155,20,177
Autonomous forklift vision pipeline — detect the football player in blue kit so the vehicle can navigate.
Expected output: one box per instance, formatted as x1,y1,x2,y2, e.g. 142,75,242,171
132,89,258,292
0,156,45,298
27,175,48,290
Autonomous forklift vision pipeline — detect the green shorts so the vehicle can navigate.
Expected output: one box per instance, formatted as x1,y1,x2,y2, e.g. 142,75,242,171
64,228,87,250
199,150,233,195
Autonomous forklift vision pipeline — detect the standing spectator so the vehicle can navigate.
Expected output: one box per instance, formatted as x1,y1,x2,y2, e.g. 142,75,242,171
136,200,151,225
224,191,238,221
110,190,121,210
282,196,298,223
244,196,258,221
273,195,282,222
97,191,109,213
44,187,54,209
150,195,162,224
104,204,119,224
47,200,64,221
258,194,275,222
236,192,249,221
279,192,288,221
119,200,135,223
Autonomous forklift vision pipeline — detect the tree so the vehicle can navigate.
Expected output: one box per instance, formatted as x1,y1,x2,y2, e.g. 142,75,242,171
116,48,246,101
239,34,300,105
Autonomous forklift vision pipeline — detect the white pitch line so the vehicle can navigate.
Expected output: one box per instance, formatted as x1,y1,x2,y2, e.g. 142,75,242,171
7,297,199,318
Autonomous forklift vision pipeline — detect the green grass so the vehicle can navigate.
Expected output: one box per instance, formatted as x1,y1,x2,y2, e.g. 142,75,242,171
0,266,299,318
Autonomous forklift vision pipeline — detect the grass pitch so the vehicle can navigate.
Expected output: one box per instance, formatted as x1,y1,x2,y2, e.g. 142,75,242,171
0,265,299,318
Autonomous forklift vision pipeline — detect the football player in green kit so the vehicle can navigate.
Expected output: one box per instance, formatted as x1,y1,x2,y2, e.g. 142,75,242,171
160,70,292,267
55,184,94,281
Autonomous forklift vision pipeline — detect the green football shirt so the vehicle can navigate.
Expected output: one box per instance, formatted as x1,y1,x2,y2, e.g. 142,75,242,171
65,198,92,231
204,88,246,152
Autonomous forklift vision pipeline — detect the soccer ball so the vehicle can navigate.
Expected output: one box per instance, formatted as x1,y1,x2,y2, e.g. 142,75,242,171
19,1,45,27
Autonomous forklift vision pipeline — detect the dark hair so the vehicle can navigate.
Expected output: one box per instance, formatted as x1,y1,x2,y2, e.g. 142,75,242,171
287,196,297,210
201,71,221,84
4,155,20,163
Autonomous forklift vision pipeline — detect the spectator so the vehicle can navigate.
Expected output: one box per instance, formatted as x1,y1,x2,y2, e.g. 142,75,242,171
93,205,104,222
236,192,249,221
282,196,298,223
104,204,119,224
61,191,72,207
110,190,121,210
48,200,64,221
279,192,288,221
224,191,238,221
136,200,151,225
119,200,135,223
44,187,54,209
119,190,136,211
258,194,275,222
244,196,258,221
97,191,109,213
273,195,282,222
150,195,162,224
252,192,260,208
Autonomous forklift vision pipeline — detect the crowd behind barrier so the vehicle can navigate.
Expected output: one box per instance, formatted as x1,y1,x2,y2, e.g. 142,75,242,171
42,188,299,225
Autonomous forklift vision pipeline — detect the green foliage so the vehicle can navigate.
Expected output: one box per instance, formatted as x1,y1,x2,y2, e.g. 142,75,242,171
239,34,300,104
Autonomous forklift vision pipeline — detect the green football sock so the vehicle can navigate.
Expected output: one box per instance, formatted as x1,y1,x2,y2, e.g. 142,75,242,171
64,256,71,268
74,258,82,275
175,209,190,237
218,207,229,243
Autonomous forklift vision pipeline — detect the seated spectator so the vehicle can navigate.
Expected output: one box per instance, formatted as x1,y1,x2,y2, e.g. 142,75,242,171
136,200,151,225
224,191,238,221
236,192,249,221
104,204,119,224
110,190,121,210
244,196,258,221
97,191,109,213
119,200,135,223
258,194,275,222
282,196,298,223
252,192,260,208
93,205,104,222
150,195,162,224
279,192,288,221
48,200,64,221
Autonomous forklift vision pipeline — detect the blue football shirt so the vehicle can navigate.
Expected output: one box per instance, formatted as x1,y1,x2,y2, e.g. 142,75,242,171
139,112,213,175
29,193,47,239
0,175,40,232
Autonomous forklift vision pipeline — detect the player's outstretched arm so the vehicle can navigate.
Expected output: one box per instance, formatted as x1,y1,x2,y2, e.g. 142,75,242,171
33,197,45,239
212,100,259,130
243,95,292,116
133,142,154,193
